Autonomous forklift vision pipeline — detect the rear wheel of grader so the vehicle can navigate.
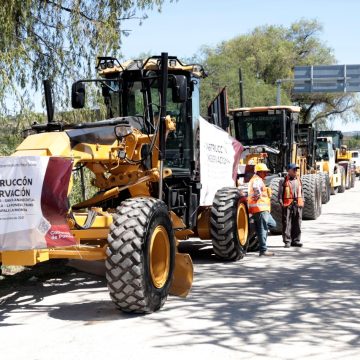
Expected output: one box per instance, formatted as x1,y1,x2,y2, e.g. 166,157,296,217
316,174,322,217
269,177,283,235
302,174,322,220
350,171,356,188
345,163,351,190
247,230,259,252
245,213,258,252
210,187,249,261
338,166,346,193
319,172,331,204
106,197,175,313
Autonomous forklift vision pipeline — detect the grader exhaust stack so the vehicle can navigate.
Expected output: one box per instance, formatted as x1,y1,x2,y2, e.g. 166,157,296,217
43,79,54,124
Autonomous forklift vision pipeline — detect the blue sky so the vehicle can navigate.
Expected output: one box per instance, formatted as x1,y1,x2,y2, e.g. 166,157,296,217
120,0,360,131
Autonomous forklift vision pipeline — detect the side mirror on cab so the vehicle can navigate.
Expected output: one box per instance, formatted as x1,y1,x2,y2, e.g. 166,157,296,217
71,82,86,108
171,75,188,103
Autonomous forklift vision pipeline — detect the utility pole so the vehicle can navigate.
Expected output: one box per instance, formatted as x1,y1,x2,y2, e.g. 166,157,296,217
239,68,244,107
276,80,282,105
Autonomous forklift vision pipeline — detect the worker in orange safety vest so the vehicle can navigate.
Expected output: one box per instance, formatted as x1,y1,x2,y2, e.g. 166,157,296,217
278,163,304,248
248,163,276,256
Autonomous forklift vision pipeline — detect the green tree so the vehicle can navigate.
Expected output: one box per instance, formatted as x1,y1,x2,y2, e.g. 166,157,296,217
0,110,44,155
346,136,360,150
197,19,360,126
0,0,167,111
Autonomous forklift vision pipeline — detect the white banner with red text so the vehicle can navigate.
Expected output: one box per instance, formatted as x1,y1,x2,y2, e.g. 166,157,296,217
199,117,243,205
0,156,76,250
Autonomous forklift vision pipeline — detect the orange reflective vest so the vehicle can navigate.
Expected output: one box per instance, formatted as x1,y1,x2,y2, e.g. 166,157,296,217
248,174,271,214
283,176,304,207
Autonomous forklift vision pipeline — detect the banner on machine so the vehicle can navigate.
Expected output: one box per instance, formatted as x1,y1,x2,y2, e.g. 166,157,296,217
0,156,76,250
199,117,243,205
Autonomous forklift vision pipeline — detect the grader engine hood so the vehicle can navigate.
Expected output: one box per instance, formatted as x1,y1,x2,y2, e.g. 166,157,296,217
66,126,117,147
14,131,72,157
14,116,144,158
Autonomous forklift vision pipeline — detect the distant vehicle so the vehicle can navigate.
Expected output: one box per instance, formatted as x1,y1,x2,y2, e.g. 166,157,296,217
352,150,360,177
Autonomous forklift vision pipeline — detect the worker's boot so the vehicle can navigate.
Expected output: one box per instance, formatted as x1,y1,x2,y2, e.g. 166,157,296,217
259,250,275,256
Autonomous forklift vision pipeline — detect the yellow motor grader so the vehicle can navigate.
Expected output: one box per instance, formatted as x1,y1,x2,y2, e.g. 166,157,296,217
229,106,323,236
0,54,249,313
317,130,356,191
315,136,345,195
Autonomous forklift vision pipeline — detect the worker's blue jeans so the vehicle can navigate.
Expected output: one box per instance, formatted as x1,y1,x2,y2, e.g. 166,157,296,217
252,211,276,253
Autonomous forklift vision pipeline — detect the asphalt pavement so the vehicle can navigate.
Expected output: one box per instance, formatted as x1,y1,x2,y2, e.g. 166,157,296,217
1,181,359,360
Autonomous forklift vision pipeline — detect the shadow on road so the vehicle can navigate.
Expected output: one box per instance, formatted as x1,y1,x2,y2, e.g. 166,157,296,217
153,241,360,355
1,217,359,357
0,261,113,326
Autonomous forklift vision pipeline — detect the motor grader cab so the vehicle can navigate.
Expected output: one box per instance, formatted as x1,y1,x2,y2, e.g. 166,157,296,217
317,130,355,190
229,106,322,234
0,53,249,313
296,124,317,171
230,106,303,173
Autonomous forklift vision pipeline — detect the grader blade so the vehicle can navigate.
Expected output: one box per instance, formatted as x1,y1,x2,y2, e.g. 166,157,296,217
169,252,193,297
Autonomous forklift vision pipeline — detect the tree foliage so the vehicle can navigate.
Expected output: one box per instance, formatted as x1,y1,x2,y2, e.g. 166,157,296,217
0,110,44,155
0,0,165,111
198,19,359,125
345,135,360,150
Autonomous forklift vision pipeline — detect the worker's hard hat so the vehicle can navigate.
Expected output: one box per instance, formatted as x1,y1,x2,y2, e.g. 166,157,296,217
287,163,300,171
255,163,270,173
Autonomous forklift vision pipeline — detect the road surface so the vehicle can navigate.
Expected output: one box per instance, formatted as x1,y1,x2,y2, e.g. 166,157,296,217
1,181,360,360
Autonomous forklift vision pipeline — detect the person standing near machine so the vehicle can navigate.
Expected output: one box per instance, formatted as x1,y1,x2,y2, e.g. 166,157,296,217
248,163,276,256
278,163,304,248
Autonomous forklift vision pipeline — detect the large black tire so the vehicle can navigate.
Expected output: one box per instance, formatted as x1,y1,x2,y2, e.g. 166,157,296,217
247,234,259,252
350,172,356,188
319,172,331,204
246,217,259,252
338,166,346,193
210,187,249,261
325,173,331,202
344,163,351,190
316,174,322,217
302,174,321,220
269,177,283,234
106,197,175,313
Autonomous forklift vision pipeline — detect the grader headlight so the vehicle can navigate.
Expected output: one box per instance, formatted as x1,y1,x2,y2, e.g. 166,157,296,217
114,124,132,140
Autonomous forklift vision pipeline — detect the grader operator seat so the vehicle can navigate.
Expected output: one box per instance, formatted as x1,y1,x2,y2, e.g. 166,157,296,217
164,108,191,172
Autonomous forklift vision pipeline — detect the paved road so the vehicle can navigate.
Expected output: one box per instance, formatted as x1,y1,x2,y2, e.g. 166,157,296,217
1,181,360,360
